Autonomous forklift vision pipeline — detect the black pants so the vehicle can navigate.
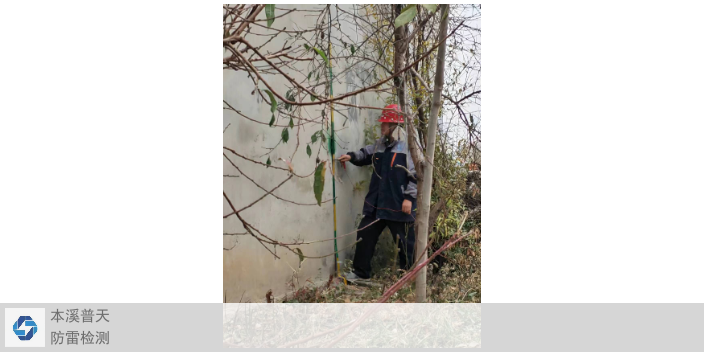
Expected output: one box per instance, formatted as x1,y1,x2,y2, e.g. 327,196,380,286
352,215,416,279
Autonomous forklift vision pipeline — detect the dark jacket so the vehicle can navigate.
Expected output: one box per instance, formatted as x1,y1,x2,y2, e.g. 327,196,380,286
347,137,417,223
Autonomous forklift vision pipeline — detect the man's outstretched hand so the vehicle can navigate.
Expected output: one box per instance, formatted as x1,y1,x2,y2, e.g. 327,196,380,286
338,154,351,162
402,199,412,214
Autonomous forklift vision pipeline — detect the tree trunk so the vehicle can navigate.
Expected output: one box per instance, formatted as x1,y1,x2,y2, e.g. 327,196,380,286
412,24,428,151
390,5,423,300
414,4,449,302
427,194,449,233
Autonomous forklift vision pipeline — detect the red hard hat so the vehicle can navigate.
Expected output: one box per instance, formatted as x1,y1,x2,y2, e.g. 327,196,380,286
378,104,404,123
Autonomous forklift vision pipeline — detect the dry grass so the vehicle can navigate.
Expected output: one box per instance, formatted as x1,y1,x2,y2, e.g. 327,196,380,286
281,237,480,303
223,234,482,348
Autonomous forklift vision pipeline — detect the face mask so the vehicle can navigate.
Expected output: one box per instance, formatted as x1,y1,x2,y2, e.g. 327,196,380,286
383,125,397,145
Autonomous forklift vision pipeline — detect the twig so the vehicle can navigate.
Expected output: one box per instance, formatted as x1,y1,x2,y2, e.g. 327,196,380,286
223,153,335,205
223,174,293,217
223,100,318,126
225,11,321,35
222,191,281,259
222,191,237,217
295,238,362,259
453,90,481,104
224,7,296,29
394,164,416,180
223,147,315,178
409,67,431,91
232,5,265,38
270,219,381,246
279,219,381,245
226,21,465,107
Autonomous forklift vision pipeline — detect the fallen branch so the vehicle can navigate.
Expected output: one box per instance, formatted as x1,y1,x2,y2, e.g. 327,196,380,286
320,212,471,348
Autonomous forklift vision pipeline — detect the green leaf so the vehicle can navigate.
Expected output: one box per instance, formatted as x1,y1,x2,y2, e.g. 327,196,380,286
304,43,310,51
269,114,275,127
306,144,312,157
281,128,289,143
313,161,326,206
313,47,330,67
265,4,275,27
294,248,305,268
316,73,320,81
320,132,326,144
394,5,418,28
263,89,277,113
350,44,355,55
310,94,316,102
422,4,438,13
311,132,318,144
307,72,312,80
266,156,271,168
289,117,294,128
284,90,291,111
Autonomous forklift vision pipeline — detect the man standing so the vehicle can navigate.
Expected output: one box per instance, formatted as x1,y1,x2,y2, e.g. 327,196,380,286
338,104,417,283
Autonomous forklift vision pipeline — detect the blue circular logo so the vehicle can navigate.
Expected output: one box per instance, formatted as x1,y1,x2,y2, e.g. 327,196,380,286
13,316,38,341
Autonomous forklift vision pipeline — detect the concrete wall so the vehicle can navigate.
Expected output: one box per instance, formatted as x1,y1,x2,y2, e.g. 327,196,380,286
223,5,386,302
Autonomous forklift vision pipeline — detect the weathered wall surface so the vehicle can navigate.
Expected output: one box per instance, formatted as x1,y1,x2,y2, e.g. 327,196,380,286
223,5,386,302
